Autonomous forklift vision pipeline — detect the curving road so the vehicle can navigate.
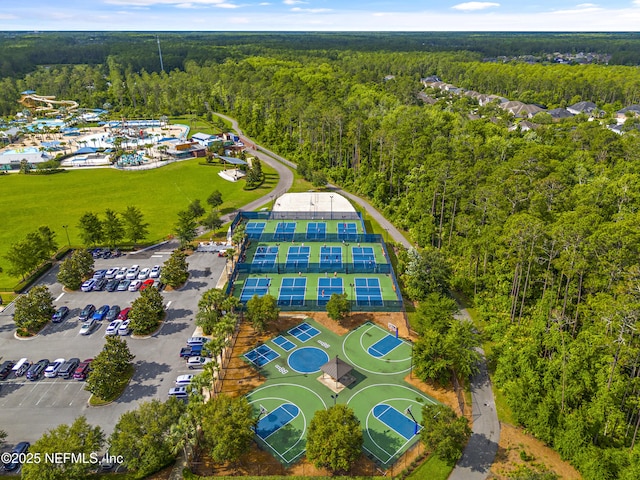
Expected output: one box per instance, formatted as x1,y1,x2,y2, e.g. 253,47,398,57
214,112,499,479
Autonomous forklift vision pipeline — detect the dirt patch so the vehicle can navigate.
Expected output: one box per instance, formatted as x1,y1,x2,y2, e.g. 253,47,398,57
403,374,471,420
489,423,581,479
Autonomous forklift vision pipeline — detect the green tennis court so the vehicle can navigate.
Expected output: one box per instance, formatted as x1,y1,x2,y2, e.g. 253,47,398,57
244,319,436,469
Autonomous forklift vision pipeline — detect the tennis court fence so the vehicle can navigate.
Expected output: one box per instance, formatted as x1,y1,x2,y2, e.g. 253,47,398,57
211,318,242,396
235,262,394,274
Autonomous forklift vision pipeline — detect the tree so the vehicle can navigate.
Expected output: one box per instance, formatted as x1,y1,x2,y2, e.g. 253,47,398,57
306,404,363,473
85,336,135,401
57,249,94,290
188,199,206,219
202,210,223,232
175,209,198,247
201,394,255,464
122,205,149,245
414,293,459,335
207,190,223,210
21,416,104,480
311,170,328,187
420,404,471,464
196,288,227,335
77,212,103,246
326,292,351,324
13,285,55,334
129,286,165,335
3,238,40,280
34,225,58,260
402,247,452,301
109,398,185,478
102,208,124,248
161,250,189,288
245,294,279,333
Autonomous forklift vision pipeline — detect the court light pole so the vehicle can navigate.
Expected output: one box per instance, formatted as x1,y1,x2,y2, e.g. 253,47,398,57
62,224,70,246
345,243,349,274
331,393,339,406
276,243,280,274
329,194,334,220
349,283,354,309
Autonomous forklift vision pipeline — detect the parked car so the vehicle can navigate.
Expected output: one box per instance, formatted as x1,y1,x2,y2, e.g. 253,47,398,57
140,279,155,291
73,359,93,380
3,441,30,471
105,279,120,292
12,358,30,377
117,279,131,291
187,336,209,346
79,304,96,321
137,267,150,280
105,305,121,321
57,358,80,379
117,319,131,336
44,358,65,378
93,305,110,321
179,345,203,358
0,360,15,379
128,279,142,292
51,306,69,323
92,278,108,291
93,269,108,279
125,265,140,280
79,318,98,335
117,307,131,320
149,265,161,278
115,268,127,280
81,279,97,292
26,359,49,380
187,356,213,369
175,374,195,386
105,267,119,279
105,320,122,336
168,386,188,398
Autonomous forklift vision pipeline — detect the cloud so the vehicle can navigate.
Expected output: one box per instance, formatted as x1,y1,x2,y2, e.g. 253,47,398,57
291,7,331,13
105,0,227,5
283,0,305,4
452,2,500,11
551,4,603,14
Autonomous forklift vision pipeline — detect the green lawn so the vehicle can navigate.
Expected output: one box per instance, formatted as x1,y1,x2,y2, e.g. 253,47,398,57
0,159,277,289
407,454,454,480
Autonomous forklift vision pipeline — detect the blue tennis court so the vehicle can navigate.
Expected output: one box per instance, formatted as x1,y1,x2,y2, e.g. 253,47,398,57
288,321,320,342
317,277,344,306
240,277,271,302
352,246,376,271
275,222,297,241
253,246,278,269
256,403,300,440
354,277,383,306
368,334,402,358
373,404,421,440
278,277,307,306
306,222,327,240
272,335,296,352
319,246,342,268
246,221,266,240
337,222,358,241
245,344,280,367
286,246,310,269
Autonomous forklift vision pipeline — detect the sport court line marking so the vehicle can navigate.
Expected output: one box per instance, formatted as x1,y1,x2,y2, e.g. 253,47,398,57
259,403,299,440
55,292,65,301
250,383,328,409
365,413,394,461
348,325,411,371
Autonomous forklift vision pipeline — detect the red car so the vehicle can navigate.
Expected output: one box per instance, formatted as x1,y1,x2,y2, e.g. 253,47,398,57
73,359,93,380
117,307,131,320
139,279,155,291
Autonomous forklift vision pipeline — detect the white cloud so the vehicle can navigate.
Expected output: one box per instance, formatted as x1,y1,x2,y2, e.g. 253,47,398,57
576,3,598,6
259,2,271,4
0,14,17,19
452,2,500,11
105,0,226,5
551,5,603,14
216,3,240,7
291,7,331,13
283,0,305,5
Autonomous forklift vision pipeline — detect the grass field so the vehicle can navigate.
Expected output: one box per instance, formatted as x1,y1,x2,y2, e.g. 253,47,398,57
0,158,277,288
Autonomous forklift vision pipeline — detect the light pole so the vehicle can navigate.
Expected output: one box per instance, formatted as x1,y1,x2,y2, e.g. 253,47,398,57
276,243,280,274
331,394,339,406
349,283,354,309
345,243,349,274
329,194,334,220
62,224,70,246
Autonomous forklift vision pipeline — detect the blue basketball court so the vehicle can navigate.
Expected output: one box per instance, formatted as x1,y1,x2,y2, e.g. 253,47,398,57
373,404,421,440
354,277,383,306
246,221,266,239
253,246,278,269
352,246,376,271
256,403,300,440
306,222,327,240
272,335,296,352
288,322,320,342
275,222,296,241
245,344,280,367
286,246,310,269
337,222,358,241
317,277,344,306
320,246,342,268
240,277,271,302
278,277,307,306
368,334,402,358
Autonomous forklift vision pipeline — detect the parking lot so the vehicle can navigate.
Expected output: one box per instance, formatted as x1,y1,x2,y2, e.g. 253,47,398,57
0,243,228,446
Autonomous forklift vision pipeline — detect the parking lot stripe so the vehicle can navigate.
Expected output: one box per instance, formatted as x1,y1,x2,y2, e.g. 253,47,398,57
55,292,65,301
35,381,58,405
151,254,164,258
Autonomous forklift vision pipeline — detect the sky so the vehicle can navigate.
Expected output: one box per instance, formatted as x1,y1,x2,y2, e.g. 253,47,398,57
1,0,640,31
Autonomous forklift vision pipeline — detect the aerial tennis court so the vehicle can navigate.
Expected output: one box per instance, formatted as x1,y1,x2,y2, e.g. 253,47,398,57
319,246,342,269
252,245,278,269
274,222,297,241
246,221,266,239
240,277,271,302
288,321,320,342
285,246,310,269
306,222,327,240
368,334,403,358
244,344,280,367
317,277,344,306
277,277,307,306
354,277,384,306
337,221,358,241
352,246,377,271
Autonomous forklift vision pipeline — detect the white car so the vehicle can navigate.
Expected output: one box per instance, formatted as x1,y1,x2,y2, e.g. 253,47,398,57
44,358,65,378
187,356,213,369
81,279,96,292
175,374,195,386
137,268,150,280
79,319,98,335
118,319,131,336
115,268,127,280
105,320,122,336
128,279,142,291
125,265,140,280
105,267,119,279
149,265,161,278
168,386,188,398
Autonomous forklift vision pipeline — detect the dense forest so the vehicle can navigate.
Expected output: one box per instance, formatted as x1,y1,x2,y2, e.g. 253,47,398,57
4,32,640,477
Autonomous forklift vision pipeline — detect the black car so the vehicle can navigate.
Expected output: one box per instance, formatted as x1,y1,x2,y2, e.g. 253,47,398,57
26,359,49,381
57,358,80,379
92,278,108,291
105,305,121,322
52,306,70,323
3,441,30,471
78,304,96,321
179,345,203,358
105,279,120,292
0,360,15,379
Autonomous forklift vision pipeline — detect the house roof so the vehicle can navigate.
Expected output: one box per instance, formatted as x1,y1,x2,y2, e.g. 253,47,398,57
618,104,640,114
321,356,353,380
191,132,213,141
568,101,597,113
548,108,574,118
219,156,247,165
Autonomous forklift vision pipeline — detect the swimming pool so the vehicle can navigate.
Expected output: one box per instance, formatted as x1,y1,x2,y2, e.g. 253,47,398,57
2,147,41,155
